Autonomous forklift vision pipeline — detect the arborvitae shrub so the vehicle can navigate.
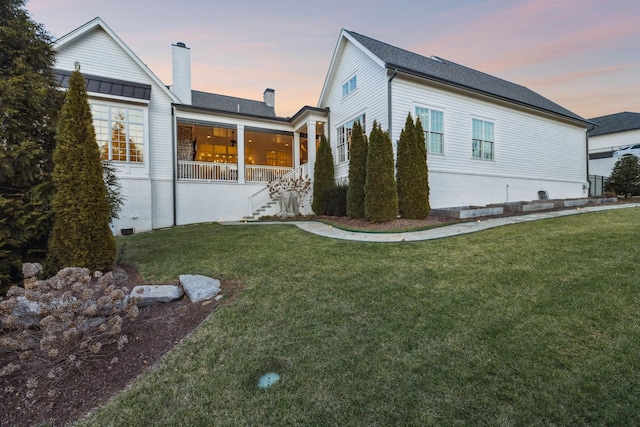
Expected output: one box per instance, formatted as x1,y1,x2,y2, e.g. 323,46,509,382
324,183,349,217
347,120,367,218
365,121,398,222
47,67,116,272
412,117,431,218
396,114,414,218
605,155,640,197
312,135,335,215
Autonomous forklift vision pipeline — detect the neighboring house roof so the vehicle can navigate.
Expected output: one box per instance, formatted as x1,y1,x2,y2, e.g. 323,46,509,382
53,17,180,104
587,112,640,137
339,30,588,125
54,69,151,100
190,90,276,118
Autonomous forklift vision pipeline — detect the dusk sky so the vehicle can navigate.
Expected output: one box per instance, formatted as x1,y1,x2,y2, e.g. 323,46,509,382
27,0,640,119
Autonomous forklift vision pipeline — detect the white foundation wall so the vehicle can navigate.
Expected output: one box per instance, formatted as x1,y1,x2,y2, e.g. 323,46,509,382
152,179,175,228
175,182,266,224
110,178,153,233
429,171,586,209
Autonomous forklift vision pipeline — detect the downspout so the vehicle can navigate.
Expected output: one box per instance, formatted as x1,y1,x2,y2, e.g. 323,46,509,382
171,106,177,227
387,68,398,138
585,124,596,197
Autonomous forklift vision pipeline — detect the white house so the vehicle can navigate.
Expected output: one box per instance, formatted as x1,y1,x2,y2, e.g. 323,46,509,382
319,30,592,208
53,20,593,232
54,18,327,233
587,112,640,177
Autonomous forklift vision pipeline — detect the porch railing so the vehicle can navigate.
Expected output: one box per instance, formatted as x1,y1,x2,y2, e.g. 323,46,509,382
177,161,295,184
178,161,238,182
248,164,309,217
245,165,292,183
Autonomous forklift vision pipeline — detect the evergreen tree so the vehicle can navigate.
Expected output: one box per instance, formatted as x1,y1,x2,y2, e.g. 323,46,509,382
396,114,414,218
312,134,335,215
47,65,115,271
0,0,63,286
412,117,431,218
605,155,640,198
365,121,398,222
346,120,367,218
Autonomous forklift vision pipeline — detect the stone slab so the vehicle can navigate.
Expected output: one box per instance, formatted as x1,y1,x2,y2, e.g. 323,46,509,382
431,206,503,219
521,202,555,212
563,198,589,207
130,285,184,307
179,274,221,302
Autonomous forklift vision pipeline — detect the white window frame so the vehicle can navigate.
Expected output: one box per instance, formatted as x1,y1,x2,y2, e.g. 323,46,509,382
337,113,365,163
341,75,357,98
90,102,146,164
472,118,494,160
415,107,444,155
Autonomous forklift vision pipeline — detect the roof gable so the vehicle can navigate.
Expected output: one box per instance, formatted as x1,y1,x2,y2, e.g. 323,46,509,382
588,112,640,137
343,30,587,125
54,17,179,103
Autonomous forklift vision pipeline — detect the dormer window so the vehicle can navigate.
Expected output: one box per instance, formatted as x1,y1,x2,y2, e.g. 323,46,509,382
342,75,357,97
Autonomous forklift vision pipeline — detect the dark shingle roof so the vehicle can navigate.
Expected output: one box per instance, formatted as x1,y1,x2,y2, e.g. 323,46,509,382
587,112,640,137
54,69,151,100
190,90,276,118
345,30,587,124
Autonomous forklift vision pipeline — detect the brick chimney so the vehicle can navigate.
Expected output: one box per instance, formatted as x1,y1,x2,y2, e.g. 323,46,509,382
171,42,192,105
263,88,275,109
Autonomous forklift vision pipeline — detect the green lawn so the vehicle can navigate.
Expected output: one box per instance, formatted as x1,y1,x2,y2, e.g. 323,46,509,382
79,209,640,426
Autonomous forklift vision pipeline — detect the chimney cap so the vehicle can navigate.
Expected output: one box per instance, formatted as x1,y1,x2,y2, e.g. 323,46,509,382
175,42,187,48
264,88,275,94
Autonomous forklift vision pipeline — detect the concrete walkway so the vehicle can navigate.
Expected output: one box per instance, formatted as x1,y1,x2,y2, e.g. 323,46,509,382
222,203,640,243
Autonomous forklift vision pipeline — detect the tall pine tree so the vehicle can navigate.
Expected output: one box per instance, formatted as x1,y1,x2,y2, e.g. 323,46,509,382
0,0,63,287
346,120,367,218
365,121,398,222
312,135,335,215
47,65,115,271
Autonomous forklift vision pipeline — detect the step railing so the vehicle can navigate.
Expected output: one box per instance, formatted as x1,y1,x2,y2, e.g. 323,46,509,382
248,164,309,217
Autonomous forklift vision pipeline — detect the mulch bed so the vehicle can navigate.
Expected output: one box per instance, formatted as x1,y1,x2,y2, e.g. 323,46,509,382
0,266,243,427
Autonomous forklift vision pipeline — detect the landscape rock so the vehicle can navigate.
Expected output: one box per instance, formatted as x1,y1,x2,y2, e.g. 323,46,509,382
130,285,184,307
22,262,43,279
179,274,221,302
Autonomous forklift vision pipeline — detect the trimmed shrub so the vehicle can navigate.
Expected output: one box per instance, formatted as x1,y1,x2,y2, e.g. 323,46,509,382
412,117,431,218
346,120,367,218
47,66,116,272
365,121,398,222
396,114,414,218
605,155,640,198
312,135,335,215
324,183,349,217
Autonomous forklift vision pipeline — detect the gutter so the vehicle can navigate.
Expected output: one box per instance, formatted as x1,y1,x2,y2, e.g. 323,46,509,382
171,106,177,227
387,68,398,137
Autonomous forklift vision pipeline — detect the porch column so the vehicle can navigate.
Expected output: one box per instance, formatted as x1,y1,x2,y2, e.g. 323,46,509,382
236,125,245,183
293,132,301,168
306,120,316,179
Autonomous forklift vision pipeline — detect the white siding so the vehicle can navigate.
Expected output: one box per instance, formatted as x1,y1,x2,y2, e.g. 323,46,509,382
390,76,588,207
588,130,640,177
320,40,387,178
589,129,640,152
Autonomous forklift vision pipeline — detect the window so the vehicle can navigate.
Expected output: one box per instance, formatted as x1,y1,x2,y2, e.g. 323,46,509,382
342,75,357,97
472,118,494,160
415,107,444,154
337,114,365,163
91,103,144,163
